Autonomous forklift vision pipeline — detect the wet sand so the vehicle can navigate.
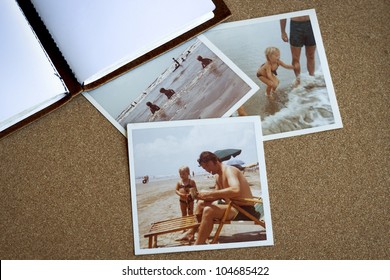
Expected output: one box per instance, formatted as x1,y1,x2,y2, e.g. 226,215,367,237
134,169,266,249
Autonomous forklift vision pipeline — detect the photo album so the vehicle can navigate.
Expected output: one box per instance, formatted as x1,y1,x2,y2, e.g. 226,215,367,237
0,0,231,137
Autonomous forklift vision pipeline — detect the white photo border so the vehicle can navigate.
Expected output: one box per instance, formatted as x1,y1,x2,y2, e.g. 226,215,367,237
83,37,260,136
203,9,343,141
127,116,273,255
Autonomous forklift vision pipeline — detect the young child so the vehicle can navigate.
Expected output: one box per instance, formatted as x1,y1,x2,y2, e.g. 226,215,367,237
256,47,295,97
146,101,160,114
175,166,198,217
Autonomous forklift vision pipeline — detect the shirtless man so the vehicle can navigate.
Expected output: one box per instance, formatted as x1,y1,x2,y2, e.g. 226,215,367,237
181,151,257,245
280,16,316,84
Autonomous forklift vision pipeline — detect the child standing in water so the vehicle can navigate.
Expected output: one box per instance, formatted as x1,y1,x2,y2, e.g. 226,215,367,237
175,166,198,217
256,47,295,97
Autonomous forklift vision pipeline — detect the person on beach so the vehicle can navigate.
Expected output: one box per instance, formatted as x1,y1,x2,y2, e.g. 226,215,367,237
280,16,317,85
256,47,295,98
146,101,160,114
172,57,181,67
160,88,175,99
197,55,213,68
175,166,198,217
179,151,258,244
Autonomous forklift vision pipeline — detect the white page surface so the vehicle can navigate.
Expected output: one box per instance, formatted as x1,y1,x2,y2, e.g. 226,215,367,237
0,0,67,132
31,0,215,84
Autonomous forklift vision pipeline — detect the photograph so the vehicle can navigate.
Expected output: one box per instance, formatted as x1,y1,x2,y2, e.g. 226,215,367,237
127,117,273,255
83,37,259,135
203,9,343,140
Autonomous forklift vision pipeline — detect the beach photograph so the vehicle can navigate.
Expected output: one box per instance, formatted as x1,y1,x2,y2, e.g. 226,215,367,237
203,9,343,140
127,117,273,255
83,37,258,135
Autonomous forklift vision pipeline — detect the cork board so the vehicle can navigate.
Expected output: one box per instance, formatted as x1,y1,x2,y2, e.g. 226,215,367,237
0,0,389,259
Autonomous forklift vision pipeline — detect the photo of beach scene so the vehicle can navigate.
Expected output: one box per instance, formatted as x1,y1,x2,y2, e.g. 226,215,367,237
83,38,258,135
127,117,273,255
203,9,343,141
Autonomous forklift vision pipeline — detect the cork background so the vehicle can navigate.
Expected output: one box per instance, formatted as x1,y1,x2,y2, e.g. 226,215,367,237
1,0,389,259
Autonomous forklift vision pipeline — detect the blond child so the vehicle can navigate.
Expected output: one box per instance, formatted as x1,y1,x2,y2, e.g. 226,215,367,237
175,166,198,217
256,47,295,97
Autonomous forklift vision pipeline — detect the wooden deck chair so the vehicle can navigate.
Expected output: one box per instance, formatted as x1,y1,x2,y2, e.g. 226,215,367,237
144,215,200,248
211,197,265,244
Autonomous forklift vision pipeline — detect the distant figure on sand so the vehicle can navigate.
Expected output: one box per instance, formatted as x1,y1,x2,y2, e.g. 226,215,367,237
146,102,160,114
179,151,258,244
256,47,295,98
280,16,316,85
142,175,149,184
197,55,213,68
160,88,176,99
172,57,182,71
175,166,198,217
172,57,181,67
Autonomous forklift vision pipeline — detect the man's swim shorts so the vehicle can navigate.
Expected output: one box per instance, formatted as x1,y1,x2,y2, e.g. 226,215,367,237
290,20,316,47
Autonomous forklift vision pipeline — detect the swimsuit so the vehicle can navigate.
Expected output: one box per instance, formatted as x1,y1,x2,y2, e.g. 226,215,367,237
233,205,261,221
178,181,195,204
149,104,160,114
257,63,278,78
289,20,316,47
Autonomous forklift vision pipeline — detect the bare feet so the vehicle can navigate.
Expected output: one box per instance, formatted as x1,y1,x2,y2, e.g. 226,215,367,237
265,92,275,100
175,231,195,242
292,76,301,88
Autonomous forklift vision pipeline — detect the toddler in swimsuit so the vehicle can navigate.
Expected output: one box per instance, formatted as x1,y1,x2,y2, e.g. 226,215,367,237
256,47,295,97
175,166,198,217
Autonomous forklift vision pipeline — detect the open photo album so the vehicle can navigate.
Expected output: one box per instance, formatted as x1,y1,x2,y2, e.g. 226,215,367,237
0,0,231,137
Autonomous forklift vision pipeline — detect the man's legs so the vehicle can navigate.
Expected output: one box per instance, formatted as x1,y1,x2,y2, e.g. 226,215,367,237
290,46,302,78
194,204,236,245
178,200,208,241
305,45,316,76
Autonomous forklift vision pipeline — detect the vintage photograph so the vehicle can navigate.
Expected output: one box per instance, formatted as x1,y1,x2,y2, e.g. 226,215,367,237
127,117,273,255
83,37,259,135
203,9,343,140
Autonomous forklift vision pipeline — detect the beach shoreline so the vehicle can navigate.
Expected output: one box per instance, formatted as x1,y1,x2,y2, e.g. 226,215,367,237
133,169,265,250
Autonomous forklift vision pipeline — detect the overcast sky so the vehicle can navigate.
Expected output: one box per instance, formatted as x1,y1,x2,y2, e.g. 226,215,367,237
129,118,262,177
86,40,193,118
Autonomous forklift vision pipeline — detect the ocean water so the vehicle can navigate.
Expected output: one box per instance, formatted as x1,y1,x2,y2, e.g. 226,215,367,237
204,22,335,136
260,73,335,135
116,40,251,126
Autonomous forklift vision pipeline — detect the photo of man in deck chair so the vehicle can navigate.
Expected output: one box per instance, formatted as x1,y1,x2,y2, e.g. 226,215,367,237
127,117,273,255
178,151,261,244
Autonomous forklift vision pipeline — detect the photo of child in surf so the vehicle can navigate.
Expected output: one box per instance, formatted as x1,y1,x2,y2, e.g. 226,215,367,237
83,38,259,135
127,117,273,255
202,9,343,141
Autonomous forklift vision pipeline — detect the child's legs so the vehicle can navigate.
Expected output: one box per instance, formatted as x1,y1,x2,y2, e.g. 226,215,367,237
271,77,279,91
260,76,279,96
260,76,279,89
259,76,273,87
188,201,194,215
180,201,188,216
266,85,272,96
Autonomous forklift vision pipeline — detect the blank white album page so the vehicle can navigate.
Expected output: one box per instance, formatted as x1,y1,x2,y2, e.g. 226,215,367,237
31,0,216,84
0,0,67,132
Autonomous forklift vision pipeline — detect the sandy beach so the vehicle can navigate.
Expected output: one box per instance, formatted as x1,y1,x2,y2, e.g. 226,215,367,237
134,168,266,250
